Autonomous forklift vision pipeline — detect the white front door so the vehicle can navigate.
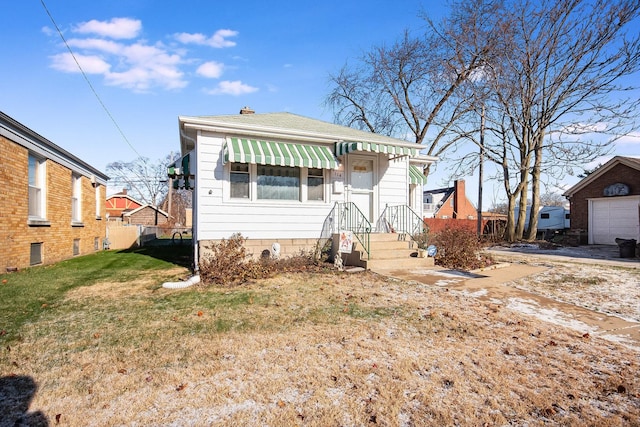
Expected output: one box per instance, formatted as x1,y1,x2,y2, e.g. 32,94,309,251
349,157,375,222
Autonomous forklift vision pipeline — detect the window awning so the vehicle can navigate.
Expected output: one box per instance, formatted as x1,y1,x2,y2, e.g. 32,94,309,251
223,138,339,169
409,164,427,185
335,141,418,157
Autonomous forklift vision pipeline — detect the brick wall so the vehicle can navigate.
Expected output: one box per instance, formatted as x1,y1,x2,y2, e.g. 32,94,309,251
569,163,640,231
0,135,107,270
434,181,477,219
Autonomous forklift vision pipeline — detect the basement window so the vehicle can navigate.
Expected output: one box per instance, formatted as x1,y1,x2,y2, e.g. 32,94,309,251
30,243,43,266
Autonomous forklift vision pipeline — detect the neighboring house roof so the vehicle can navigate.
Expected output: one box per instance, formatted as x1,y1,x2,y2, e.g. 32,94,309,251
423,186,455,212
563,156,640,197
0,110,109,185
123,204,169,217
178,112,437,163
106,193,144,206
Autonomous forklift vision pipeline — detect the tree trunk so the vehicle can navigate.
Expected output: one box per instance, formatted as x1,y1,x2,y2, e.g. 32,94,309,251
525,137,544,240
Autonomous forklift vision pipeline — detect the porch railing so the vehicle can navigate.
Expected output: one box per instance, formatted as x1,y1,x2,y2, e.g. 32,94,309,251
377,204,427,238
321,202,372,259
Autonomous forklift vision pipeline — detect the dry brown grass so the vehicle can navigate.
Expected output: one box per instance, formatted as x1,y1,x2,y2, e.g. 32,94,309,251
1,269,639,426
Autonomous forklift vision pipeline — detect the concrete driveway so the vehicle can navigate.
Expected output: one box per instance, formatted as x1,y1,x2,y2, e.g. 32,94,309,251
372,245,640,350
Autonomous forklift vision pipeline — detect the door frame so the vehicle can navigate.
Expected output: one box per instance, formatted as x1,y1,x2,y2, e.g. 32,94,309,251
346,154,378,224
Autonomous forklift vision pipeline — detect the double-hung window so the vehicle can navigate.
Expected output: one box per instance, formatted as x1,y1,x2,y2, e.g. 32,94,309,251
72,174,82,224
307,168,324,201
230,163,250,199
95,184,102,219
28,154,46,219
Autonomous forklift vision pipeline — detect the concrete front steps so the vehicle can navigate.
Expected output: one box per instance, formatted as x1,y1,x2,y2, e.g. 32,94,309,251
339,232,435,270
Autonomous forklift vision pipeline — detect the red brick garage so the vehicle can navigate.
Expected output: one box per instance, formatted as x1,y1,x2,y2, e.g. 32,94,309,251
564,156,640,245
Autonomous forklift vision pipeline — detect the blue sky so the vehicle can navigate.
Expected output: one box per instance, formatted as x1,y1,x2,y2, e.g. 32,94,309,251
2,1,638,204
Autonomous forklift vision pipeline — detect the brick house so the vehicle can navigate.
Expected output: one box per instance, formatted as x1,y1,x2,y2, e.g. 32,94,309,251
105,189,142,220
0,111,109,270
423,180,477,219
563,156,640,245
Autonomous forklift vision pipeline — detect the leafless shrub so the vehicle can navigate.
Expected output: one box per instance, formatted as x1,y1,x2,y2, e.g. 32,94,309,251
430,225,493,270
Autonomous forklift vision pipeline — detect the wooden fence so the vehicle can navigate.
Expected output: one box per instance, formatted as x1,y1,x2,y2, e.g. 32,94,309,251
106,223,141,250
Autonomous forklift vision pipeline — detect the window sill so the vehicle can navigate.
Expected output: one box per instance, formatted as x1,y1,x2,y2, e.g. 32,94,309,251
27,218,51,227
71,222,85,227
95,216,102,220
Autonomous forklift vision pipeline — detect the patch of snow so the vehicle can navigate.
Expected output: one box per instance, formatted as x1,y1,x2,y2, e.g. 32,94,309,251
506,297,595,333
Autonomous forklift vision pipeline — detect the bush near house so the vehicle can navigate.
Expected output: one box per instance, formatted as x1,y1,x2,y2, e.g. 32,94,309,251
198,233,334,287
429,225,493,270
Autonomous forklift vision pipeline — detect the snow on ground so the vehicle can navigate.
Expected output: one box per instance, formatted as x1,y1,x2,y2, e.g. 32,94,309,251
504,261,640,323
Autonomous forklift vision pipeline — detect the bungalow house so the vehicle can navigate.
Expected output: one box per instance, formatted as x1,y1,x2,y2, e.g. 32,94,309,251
0,111,109,270
171,109,437,269
563,156,640,245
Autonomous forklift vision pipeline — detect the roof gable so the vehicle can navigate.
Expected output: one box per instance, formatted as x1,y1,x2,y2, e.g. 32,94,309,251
106,193,144,206
564,156,640,196
124,204,169,217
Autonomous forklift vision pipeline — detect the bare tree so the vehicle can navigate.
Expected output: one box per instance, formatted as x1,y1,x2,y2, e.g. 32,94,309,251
480,0,640,241
539,192,567,207
106,153,179,206
326,0,507,176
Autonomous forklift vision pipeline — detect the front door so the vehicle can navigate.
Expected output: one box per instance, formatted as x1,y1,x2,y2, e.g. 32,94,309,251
349,157,375,222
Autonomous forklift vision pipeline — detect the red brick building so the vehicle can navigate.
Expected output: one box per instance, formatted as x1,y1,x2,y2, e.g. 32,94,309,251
564,156,640,245
0,111,109,270
423,180,477,219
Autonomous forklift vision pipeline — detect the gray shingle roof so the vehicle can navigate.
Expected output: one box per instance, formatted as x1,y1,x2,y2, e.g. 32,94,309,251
184,112,419,146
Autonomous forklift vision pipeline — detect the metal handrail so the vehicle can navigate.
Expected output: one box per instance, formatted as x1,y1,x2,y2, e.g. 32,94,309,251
378,204,427,238
328,202,372,259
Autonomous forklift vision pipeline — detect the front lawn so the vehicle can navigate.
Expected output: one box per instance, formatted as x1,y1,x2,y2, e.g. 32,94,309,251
1,251,638,426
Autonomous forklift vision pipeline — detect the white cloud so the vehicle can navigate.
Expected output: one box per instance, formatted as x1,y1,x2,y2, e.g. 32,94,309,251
175,29,238,48
197,61,224,78
563,122,609,134
67,38,123,55
104,43,187,91
74,17,142,39
206,80,258,95
616,132,640,145
47,18,242,92
49,52,111,74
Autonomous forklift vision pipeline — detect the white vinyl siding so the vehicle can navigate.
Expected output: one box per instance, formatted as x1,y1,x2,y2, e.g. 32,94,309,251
378,156,409,207
194,132,415,241
197,133,334,240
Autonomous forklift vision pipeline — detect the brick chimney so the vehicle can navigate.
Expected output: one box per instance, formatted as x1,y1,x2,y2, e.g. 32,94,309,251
121,188,127,195
239,106,255,115
453,180,465,219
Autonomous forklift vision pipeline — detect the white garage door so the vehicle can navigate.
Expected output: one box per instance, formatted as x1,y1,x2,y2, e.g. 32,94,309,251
590,197,640,244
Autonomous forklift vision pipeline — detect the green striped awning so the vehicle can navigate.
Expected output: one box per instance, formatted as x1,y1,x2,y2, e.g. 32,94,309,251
335,141,418,157
223,138,339,169
409,164,427,185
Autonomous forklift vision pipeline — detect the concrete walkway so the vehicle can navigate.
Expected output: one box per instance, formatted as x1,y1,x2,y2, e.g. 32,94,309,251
373,257,640,350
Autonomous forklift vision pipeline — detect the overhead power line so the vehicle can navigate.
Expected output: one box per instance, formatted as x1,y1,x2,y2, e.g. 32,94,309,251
39,0,144,159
